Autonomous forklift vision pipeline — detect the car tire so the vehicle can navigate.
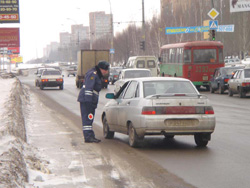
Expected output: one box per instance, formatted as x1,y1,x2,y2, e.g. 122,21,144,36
164,135,175,139
60,85,64,90
209,84,214,93
128,123,140,147
218,84,224,94
40,84,44,90
239,87,246,98
102,115,114,139
228,87,233,97
194,134,208,147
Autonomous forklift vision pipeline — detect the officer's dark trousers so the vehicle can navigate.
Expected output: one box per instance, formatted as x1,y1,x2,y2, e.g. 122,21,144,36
80,102,96,141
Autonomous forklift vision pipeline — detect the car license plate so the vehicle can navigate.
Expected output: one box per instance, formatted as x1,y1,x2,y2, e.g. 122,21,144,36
203,76,208,81
165,119,198,127
49,79,56,81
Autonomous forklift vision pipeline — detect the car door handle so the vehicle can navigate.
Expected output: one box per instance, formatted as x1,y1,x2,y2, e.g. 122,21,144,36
127,102,130,105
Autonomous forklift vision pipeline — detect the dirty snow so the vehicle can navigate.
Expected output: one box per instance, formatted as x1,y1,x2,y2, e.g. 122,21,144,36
0,75,157,188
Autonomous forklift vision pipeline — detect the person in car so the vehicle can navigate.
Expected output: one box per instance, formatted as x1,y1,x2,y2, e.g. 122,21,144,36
77,61,110,143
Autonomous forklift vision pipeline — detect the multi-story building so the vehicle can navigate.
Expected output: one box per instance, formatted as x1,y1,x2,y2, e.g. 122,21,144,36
59,32,71,47
89,11,112,42
71,24,89,45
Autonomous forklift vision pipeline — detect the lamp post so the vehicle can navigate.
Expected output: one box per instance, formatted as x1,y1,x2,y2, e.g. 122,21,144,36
108,0,114,66
66,18,80,46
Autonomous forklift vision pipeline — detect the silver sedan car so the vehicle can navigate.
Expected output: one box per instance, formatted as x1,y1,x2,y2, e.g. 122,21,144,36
102,77,215,147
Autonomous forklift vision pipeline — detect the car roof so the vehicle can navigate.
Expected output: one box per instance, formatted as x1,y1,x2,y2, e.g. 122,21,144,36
127,77,190,82
122,68,150,72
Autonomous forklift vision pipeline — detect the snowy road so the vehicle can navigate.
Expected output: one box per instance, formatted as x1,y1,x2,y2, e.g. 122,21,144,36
17,68,250,188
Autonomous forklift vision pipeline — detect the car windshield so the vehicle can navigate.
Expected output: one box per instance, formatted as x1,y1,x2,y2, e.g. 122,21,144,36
244,69,250,78
143,80,198,97
43,71,61,75
124,70,151,79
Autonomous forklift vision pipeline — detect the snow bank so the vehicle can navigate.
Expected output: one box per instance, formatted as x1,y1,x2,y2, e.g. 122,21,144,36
0,75,49,188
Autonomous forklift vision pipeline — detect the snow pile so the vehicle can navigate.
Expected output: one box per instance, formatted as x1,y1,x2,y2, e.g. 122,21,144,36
0,75,49,188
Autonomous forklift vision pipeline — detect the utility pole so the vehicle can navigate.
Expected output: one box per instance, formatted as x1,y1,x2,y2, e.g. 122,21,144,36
210,0,216,41
141,0,145,53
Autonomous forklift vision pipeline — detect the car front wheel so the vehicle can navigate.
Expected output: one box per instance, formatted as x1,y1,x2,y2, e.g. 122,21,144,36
103,115,114,139
209,84,214,93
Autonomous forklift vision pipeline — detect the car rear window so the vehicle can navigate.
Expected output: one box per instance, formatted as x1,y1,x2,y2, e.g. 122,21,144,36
143,81,198,97
124,70,151,78
222,67,244,76
43,71,61,75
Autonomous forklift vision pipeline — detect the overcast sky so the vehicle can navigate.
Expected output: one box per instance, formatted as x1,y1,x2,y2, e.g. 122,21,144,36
0,0,160,63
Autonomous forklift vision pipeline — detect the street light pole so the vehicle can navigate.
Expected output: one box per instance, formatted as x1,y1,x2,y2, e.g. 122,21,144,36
108,0,114,66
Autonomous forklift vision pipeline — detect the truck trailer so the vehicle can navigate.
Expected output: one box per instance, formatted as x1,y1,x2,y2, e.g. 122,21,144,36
76,50,110,88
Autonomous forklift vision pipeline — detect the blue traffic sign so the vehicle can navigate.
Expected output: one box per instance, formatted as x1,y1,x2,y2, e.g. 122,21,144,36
217,25,234,32
209,20,218,30
165,26,209,35
110,48,115,54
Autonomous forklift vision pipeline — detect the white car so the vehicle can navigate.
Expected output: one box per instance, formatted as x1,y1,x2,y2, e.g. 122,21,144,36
38,69,64,90
228,68,250,98
114,68,151,94
102,77,216,147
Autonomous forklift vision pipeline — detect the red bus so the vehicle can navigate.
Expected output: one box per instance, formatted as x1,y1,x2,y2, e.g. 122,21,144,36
159,41,224,90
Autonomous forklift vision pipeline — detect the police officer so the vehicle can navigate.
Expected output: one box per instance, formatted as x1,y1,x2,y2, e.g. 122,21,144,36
77,61,109,143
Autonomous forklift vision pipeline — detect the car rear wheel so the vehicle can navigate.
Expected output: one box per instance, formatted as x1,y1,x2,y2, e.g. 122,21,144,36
40,85,44,90
128,123,139,147
239,87,246,98
228,87,233,97
59,85,64,90
194,134,208,147
103,115,114,139
218,84,224,94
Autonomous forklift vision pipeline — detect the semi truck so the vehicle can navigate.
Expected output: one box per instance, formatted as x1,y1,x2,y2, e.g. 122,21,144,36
76,50,110,88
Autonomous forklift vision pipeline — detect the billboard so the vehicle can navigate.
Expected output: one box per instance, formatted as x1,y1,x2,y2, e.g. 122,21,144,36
230,0,250,13
0,28,20,47
0,0,19,23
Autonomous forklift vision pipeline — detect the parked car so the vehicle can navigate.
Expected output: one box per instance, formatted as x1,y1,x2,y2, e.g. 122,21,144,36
228,68,250,98
114,68,151,94
102,77,215,147
37,69,64,90
109,67,123,84
224,58,241,66
210,66,244,94
35,67,56,87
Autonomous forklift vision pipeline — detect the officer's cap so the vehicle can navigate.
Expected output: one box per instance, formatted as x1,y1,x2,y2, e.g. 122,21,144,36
98,61,110,70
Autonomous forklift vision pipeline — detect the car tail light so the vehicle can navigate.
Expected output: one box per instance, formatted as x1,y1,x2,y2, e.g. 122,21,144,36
141,107,156,115
224,78,229,83
142,106,214,115
242,82,250,87
104,79,108,83
205,106,214,114
41,79,48,82
56,78,63,82
114,75,118,78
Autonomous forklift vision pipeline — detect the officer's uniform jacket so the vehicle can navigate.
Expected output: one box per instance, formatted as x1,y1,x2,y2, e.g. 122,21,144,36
77,66,103,109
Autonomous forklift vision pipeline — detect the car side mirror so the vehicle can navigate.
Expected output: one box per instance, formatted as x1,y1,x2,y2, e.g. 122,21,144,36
106,93,115,99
